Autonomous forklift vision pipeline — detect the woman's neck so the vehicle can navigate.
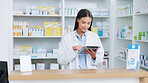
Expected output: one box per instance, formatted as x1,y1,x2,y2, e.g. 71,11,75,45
77,29,85,38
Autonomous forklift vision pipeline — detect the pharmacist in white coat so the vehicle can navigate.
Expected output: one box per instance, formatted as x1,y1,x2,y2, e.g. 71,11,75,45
57,9,104,69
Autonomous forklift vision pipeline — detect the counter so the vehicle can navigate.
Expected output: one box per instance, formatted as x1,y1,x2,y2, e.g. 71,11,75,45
9,68,148,83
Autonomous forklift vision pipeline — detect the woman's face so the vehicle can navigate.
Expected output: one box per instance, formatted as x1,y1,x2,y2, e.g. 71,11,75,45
77,17,92,33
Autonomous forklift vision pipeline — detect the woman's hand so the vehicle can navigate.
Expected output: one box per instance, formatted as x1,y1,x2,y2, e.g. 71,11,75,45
83,49,97,59
72,45,82,51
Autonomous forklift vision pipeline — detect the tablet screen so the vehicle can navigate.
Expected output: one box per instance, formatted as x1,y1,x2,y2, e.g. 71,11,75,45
77,46,100,54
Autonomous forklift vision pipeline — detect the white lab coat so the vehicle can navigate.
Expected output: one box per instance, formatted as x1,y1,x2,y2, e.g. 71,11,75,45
57,30,104,69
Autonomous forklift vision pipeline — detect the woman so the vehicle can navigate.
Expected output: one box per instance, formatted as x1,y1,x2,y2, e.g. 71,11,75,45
57,9,104,69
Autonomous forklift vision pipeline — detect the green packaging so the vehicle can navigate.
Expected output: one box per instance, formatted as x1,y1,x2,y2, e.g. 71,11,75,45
134,36,137,40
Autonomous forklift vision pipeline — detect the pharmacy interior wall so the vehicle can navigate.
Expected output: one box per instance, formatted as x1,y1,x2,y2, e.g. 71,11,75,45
0,0,13,73
0,0,9,61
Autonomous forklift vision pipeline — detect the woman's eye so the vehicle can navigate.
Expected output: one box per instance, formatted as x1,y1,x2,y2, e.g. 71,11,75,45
88,22,91,25
82,22,85,24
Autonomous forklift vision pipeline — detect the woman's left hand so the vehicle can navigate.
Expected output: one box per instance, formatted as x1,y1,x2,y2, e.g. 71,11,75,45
83,49,97,60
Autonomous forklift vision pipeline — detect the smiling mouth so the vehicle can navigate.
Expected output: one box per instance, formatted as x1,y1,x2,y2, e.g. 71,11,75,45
83,28,86,30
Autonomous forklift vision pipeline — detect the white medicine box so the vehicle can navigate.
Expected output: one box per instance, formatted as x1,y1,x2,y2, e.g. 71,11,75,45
50,63,59,70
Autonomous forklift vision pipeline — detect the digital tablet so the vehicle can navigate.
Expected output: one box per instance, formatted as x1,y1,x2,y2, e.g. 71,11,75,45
77,46,100,54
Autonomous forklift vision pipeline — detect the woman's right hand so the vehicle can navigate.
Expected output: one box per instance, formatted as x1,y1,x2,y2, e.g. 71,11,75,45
72,45,82,51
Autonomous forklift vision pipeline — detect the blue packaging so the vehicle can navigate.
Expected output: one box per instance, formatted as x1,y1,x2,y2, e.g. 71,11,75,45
98,30,103,36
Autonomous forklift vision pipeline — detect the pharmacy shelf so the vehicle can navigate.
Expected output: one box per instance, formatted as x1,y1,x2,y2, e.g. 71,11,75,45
115,37,132,41
13,36,109,39
65,15,110,18
94,16,110,18
100,36,110,39
13,36,62,38
116,14,133,18
134,40,148,43
13,14,62,17
13,57,57,59
13,56,108,59
140,65,148,69
65,15,76,17
134,12,148,16
115,57,126,62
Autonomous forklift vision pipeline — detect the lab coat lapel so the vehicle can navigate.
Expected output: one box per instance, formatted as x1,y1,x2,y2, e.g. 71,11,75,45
71,31,79,69
86,31,91,46
72,31,79,45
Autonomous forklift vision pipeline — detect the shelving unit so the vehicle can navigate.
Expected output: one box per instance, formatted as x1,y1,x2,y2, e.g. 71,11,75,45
132,0,148,71
115,57,148,70
13,14,62,17
115,37,132,41
65,15,110,18
11,0,112,70
134,40,148,43
134,12,148,16
13,57,57,60
10,0,148,71
114,0,133,68
13,36,62,38
100,37,110,39
12,0,64,70
13,56,109,60
64,0,111,69
113,0,148,71
140,65,148,70
116,14,133,18
115,57,126,62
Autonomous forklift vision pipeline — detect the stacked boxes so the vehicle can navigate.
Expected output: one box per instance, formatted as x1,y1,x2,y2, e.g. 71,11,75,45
13,22,29,36
13,46,32,57
65,8,78,15
14,21,62,37
44,22,54,36
54,23,62,36
29,26,44,36
44,22,62,36
116,25,132,39
96,22,109,37
14,5,58,15
117,4,133,16
134,31,148,41
22,22,29,36
64,25,73,35
135,6,148,14
15,63,36,70
13,46,59,58
140,55,148,67
90,8,109,16
50,63,59,70
64,8,109,16
38,6,56,15
36,62,45,70
13,22,22,36
92,27,98,34
121,25,132,38
138,32,142,40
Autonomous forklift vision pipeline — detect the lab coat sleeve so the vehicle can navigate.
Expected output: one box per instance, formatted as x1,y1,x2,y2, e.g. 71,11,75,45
57,36,77,66
91,34,104,66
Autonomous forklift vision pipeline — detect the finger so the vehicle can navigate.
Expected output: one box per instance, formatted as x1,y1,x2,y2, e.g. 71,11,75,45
95,49,98,53
83,51,89,54
90,49,95,53
86,49,91,53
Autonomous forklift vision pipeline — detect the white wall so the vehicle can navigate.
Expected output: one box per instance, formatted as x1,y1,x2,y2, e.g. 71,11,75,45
0,0,12,73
